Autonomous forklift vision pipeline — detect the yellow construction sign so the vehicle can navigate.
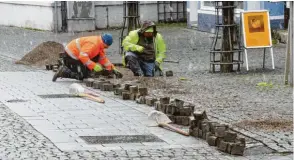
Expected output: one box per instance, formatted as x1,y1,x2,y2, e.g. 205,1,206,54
241,10,272,48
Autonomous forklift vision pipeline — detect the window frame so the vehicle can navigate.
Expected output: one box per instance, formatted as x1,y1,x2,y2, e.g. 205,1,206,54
200,1,245,14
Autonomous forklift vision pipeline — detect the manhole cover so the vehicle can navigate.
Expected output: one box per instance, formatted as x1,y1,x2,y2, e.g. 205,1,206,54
80,135,165,144
6,99,28,103
38,94,78,99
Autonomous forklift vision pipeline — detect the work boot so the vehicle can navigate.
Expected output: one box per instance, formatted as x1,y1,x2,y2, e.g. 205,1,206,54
52,66,78,82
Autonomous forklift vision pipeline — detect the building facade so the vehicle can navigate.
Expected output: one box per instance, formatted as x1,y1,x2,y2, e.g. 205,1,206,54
0,1,186,32
187,1,286,33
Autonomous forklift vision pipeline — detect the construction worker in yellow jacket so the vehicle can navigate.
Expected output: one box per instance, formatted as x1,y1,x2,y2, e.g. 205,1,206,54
122,20,166,77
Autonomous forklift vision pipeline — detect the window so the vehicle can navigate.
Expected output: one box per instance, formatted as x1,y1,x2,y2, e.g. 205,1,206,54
201,1,244,13
203,1,215,7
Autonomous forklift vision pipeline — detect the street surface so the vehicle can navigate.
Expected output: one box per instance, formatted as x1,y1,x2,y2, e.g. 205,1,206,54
0,25,292,159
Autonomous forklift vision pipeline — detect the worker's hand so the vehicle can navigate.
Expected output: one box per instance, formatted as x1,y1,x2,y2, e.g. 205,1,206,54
137,46,144,53
112,67,123,79
93,64,103,72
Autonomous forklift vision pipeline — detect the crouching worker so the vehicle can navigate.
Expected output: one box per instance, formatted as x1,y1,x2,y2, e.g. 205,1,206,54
52,33,123,82
122,20,166,77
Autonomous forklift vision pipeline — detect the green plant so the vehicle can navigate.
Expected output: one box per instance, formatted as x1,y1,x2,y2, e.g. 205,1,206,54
256,82,274,90
271,29,281,43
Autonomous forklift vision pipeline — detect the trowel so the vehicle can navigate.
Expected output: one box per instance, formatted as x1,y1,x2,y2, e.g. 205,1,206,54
69,83,105,103
148,110,189,136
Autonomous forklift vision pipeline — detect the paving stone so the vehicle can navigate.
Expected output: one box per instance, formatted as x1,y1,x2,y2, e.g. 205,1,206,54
159,97,170,104
114,87,126,96
217,140,228,152
235,137,246,145
98,81,110,89
154,101,161,111
174,99,184,108
136,96,146,104
165,104,173,114
122,92,131,100
138,87,148,96
224,131,237,142
230,143,245,156
85,78,95,87
207,135,217,146
92,81,102,89
208,122,220,134
145,97,156,106
215,125,228,138
175,116,190,126
190,128,199,137
161,104,169,113
227,142,234,154
167,115,175,123
124,84,132,91
183,103,195,111
129,86,138,94
193,111,208,121
101,83,114,91
216,137,223,147
165,71,173,77
113,83,121,89
130,94,137,101
170,105,179,115
179,107,193,116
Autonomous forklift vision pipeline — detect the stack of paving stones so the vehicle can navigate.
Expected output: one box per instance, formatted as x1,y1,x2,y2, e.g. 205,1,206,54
155,98,194,126
189,110,246,156
112,82,149,101
84,78,116,92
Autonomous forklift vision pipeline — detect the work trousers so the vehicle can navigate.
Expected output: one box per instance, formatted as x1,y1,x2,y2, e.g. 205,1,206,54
59,52,91,80
125,52,155,77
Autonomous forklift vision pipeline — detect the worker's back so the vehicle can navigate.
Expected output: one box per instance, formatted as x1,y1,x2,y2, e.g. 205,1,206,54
66,36,104,59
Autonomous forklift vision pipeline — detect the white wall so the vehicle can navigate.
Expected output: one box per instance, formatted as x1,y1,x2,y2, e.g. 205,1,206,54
0,2,54,30
246,1,261,10
95,2,158,29
189,1,198,23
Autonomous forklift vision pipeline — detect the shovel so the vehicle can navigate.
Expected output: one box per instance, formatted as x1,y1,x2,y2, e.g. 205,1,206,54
69,83,105,103
148,110,189,136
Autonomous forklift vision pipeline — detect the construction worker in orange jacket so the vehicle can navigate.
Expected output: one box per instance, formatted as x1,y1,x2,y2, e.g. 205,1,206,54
52,33,123,82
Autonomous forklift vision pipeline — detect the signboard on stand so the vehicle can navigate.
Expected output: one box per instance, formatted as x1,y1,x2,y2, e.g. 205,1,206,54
241,10,275,70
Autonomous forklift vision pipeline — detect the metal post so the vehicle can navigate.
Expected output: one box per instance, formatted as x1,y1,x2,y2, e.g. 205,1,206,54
54,2,58,33
284,2,293,85
290,2,293,86
119,1,140,55
263,48,266,68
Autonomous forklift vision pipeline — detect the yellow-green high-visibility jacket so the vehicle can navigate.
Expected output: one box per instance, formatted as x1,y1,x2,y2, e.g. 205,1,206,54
122,29,166,70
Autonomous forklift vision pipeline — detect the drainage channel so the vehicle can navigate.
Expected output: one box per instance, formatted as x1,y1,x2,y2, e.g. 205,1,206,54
80,135,165,144
38,94,79,99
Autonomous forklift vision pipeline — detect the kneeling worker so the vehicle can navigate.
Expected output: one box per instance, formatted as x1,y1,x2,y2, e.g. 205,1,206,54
53,33,123,82
122,20,166,77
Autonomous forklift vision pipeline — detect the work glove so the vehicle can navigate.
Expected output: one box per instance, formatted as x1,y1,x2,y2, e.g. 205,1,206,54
137,46,144,53
112,67,123,79
93,64,103,72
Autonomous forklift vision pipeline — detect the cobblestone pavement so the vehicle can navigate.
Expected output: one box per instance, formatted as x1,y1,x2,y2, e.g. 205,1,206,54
0,25,292,159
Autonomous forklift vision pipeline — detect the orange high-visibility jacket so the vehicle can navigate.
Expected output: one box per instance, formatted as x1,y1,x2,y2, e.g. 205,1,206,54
65,36,113,70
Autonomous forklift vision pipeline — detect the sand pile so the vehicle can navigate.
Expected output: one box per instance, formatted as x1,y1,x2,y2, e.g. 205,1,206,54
16,41,64,66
